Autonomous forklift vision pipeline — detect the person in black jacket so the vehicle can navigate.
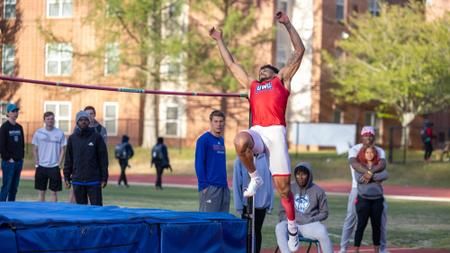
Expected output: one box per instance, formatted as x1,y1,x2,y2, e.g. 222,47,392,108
63,111,108,206
0,103,25,201
116,135,134,187
151,137,171,190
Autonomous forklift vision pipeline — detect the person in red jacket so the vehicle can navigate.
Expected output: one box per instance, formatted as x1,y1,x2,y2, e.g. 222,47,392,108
209,11,305,252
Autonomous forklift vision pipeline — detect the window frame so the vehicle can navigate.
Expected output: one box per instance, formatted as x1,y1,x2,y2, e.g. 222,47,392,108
336,0,345,21
3,0,16,19
0,101,8,124
46,0,73,18
368,0,380,16
164,105,179,137
104,42,120,76
43,101,72,134
45,43,73,76
1,44,15,76
103,102,118,136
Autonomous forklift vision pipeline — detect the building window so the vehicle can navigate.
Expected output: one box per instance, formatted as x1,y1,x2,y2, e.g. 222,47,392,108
45,43,72,76
368,0,379,16
104,43,119,75
333,109,343,123
165,106,178,136
47,0,72,18
1,44,15,75
0,101,8,124
103,102,118,136
3,0,16,19
44,101,71,133
364,111,377,126
336,0,345,21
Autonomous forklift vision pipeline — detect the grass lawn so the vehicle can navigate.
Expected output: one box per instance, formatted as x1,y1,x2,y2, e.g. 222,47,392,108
14,180,450,250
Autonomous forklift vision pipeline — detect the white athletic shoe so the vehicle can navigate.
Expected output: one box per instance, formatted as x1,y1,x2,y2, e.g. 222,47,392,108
288,230,299,252
243,176,263,197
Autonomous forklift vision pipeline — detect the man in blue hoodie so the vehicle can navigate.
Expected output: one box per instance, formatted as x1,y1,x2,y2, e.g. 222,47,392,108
195,110,229,212
275,162,333,253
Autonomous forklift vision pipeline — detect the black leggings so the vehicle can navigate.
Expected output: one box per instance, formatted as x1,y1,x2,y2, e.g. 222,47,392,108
424,142,433,160
242,206,266,253
354,196,384,247
118,159,128,185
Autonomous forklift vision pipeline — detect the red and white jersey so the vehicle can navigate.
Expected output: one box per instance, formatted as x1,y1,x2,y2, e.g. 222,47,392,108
249,76,289,126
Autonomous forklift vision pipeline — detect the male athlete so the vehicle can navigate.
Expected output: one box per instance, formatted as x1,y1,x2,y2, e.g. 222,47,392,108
210,11,305,251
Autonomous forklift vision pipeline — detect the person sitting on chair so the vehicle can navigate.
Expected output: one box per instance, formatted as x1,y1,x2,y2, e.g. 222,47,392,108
275,162,333,253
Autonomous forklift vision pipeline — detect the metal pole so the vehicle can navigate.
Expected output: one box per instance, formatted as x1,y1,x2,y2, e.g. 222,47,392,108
0,75,247,98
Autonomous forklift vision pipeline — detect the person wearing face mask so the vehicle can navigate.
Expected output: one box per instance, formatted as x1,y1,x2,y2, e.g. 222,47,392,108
63,111,108,206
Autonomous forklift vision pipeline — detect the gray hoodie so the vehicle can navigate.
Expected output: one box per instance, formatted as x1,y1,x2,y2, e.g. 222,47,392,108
355,168,388,200
279,162,328,225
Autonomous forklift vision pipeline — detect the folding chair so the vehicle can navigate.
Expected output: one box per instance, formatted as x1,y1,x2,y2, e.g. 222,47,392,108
274,235,321,253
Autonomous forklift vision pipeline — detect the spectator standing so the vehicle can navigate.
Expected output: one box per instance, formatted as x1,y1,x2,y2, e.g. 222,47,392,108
233,153,273,253
354,145,388,253
422,121,434,162
151,137,171,190
68,106,108,203
339,126,389,253
0,103,25,201
64,111,108,206
84,106,108,144
275,162,333,253
115,135,134,187
32,111,66,202
195,110,230,212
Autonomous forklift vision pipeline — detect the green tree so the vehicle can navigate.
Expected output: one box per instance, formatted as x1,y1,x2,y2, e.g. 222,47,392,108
90,0,187,147
186,0,272,117
324,2,450,142
39,0,187,147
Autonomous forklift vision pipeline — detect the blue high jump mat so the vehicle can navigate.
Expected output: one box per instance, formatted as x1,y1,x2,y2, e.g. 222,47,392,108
0,202,247,253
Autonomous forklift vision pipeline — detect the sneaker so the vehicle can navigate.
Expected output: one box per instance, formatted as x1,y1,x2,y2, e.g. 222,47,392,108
288,230,299,252
243,176,263,197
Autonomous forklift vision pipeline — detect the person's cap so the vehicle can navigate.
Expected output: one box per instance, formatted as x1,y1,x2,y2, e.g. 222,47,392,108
75,111,90,122
6,103,19,113
360,126,375,136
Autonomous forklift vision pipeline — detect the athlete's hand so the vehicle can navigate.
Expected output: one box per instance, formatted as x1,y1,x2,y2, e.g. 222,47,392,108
101,181,107,188
209,27,222,41
276,11,290,24
64,180,71,189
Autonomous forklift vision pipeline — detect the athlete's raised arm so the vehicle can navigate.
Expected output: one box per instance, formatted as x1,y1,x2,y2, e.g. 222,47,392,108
276,11,305,91
209,27,253,87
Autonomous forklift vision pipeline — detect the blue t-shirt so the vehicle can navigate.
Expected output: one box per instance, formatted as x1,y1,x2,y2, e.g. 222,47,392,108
195,131,227,191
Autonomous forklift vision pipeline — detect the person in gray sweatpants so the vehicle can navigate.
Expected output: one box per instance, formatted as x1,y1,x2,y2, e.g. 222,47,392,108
339,126,388,253
275,162,333,253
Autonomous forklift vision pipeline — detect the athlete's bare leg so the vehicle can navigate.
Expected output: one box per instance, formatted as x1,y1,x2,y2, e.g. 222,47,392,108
234,132,256,173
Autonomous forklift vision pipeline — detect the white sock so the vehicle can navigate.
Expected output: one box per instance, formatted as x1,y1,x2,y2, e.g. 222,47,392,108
287,219,297,234
249,170,260,178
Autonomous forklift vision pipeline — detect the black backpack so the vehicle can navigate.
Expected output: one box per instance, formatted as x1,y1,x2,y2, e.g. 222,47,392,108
115,143,129,159
152,144,164,162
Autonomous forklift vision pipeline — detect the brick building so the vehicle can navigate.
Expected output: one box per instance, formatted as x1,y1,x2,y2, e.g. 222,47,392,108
1,0,448,150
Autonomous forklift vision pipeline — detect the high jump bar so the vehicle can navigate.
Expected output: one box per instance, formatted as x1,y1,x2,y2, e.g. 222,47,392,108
0,76,248,98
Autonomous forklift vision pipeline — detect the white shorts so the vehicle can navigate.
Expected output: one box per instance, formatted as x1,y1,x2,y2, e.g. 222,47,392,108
243,125,291,176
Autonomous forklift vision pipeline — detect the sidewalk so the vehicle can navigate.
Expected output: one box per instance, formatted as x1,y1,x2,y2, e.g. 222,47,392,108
18,169,450,202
